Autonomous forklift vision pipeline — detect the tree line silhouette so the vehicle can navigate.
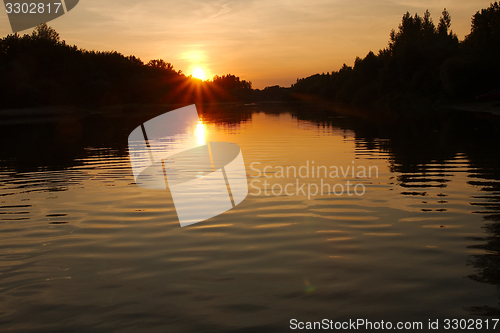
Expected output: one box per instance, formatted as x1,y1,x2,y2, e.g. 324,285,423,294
1,2,498,110
0,24,253,109
290,3,500,110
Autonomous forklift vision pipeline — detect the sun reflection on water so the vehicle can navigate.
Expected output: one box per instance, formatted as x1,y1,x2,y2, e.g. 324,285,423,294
196,121,206,145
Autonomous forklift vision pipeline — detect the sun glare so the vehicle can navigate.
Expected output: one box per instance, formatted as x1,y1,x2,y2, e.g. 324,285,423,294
192,68,206,80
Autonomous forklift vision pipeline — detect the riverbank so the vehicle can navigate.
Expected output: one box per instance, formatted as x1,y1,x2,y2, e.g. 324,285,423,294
441,100,500,118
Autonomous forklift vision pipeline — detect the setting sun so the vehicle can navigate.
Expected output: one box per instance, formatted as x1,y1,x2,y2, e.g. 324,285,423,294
192,68,206,80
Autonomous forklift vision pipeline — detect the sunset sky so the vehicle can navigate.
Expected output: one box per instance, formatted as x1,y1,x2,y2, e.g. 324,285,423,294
0,0,493,88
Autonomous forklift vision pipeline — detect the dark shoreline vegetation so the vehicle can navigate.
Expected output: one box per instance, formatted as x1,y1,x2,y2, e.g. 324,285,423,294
0,2,499,115
292,3,500,111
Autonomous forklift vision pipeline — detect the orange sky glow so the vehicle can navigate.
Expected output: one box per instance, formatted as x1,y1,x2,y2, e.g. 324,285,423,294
0,0,494,88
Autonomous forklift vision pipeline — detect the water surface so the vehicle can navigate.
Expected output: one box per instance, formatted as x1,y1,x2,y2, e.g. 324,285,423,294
1,104,499,332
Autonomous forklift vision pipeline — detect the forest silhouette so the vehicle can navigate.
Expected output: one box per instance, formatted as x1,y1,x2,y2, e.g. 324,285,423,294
0,24,252,108
0,2,499,110
291,2,500,110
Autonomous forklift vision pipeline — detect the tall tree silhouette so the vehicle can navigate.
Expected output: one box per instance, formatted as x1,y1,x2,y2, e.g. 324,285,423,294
441,2,500,98
31,23,60,42
290,7,487,110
